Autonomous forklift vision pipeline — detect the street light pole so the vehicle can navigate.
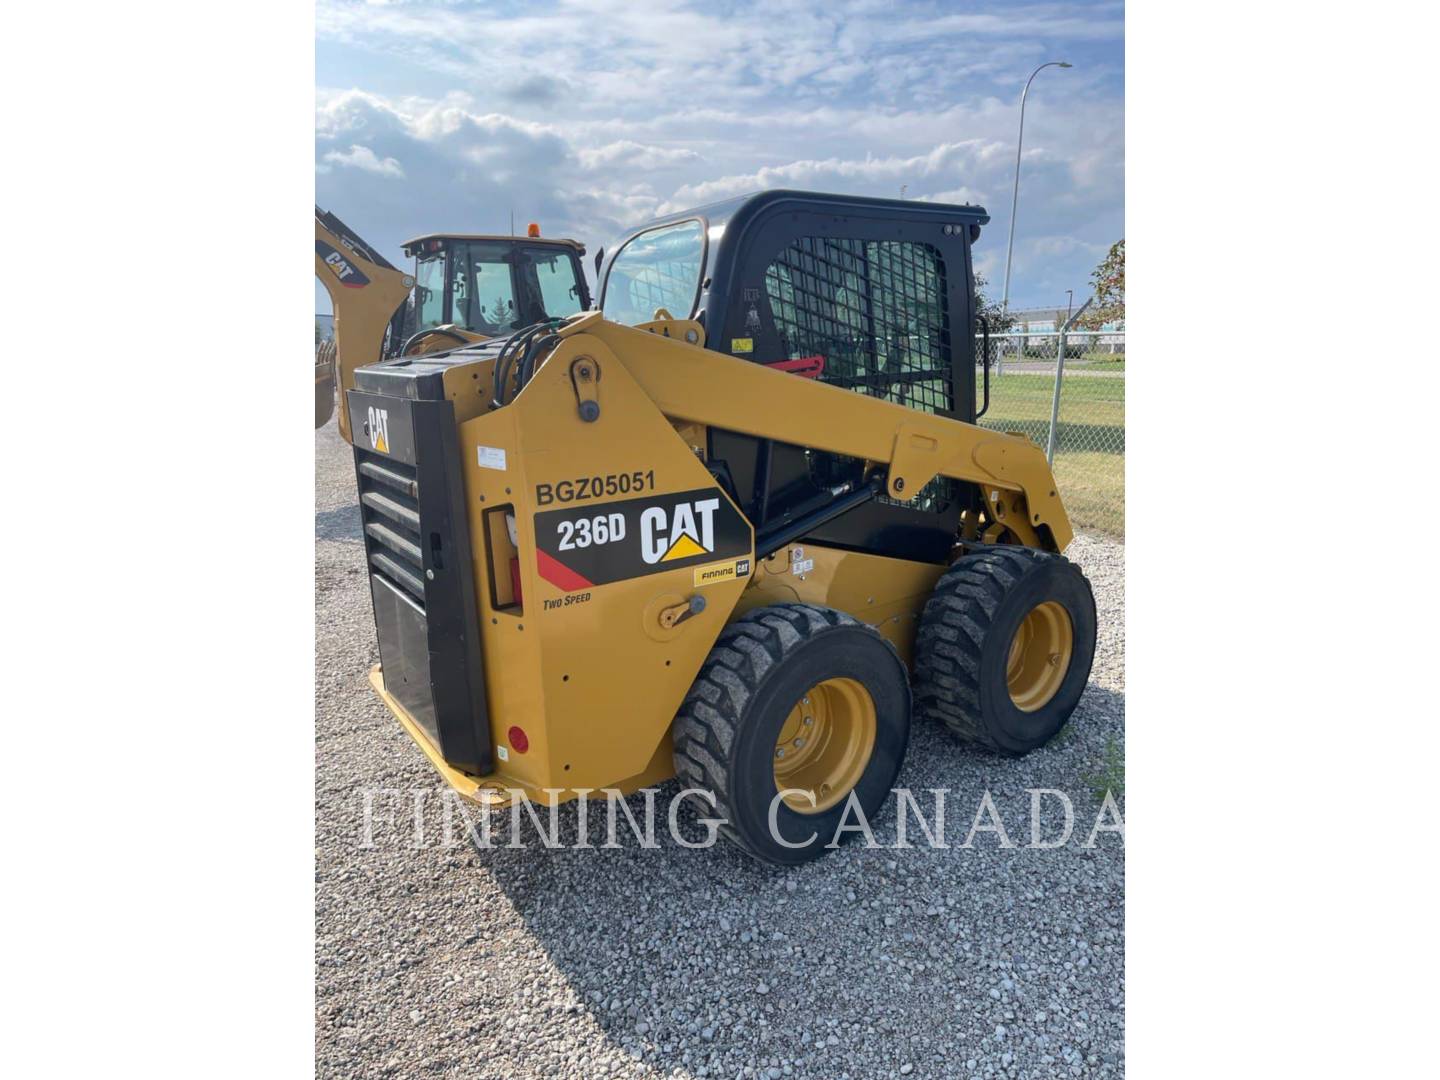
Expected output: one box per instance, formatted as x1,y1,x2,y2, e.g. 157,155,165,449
1000,60,1072,313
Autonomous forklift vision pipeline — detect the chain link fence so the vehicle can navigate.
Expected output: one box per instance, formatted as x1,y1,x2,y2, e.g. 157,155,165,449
976,329,1125,538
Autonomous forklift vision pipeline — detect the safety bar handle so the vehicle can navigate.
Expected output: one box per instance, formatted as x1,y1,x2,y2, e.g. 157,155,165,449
975,314,991,419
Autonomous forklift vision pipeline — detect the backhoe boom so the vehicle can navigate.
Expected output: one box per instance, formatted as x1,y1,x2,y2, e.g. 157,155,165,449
315,207,414,442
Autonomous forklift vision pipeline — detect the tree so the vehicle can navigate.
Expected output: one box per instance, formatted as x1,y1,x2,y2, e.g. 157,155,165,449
974,273,1016,333
1079,239,1124,329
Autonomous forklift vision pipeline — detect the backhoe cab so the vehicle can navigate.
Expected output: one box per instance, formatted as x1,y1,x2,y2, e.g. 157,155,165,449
314,207,590,432
401,230,590,346
341,189,1098,863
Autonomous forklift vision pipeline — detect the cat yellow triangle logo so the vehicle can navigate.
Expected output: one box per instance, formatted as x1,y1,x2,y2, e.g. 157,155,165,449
661,533,708,561
366,405,390,454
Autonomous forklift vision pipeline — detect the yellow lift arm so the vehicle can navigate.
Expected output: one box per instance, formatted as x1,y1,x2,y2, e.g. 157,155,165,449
557,314,1073,551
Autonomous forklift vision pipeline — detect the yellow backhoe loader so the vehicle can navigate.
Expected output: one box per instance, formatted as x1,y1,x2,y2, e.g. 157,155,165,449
315,207,591,432
331,189,1097,863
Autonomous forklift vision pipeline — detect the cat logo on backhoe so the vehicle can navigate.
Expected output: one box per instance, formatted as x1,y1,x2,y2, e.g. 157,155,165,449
315,238,371,289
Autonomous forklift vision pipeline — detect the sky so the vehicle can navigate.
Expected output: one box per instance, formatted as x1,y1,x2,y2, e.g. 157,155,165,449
315,0,1124,315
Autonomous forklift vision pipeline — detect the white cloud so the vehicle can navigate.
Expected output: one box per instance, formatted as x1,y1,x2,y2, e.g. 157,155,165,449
314,1,1124,310
577,141,702,171
322,144,405,179
661,142,1001,212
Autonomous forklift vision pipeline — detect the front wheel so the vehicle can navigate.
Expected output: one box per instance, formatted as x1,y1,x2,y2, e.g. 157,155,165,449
672,604,911,864
913,547,1097,755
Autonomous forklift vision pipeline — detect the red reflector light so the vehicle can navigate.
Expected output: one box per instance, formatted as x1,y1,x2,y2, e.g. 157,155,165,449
508,726,530,753
527,222,541,237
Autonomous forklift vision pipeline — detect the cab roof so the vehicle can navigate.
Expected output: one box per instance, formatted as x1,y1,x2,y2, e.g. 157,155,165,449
401,233,586,257
614,188,989,243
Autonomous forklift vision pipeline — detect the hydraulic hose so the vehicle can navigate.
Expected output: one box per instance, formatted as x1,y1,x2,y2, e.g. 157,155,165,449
493,319,563,407
399,327,471,356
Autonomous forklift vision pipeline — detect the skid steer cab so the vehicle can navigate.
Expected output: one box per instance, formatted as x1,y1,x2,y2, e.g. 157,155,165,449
344,189,1097,864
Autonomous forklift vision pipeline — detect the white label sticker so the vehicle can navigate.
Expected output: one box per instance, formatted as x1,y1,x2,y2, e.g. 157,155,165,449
496,744,509,762
792,558,815,575
477,446,508,471
790,546,805,562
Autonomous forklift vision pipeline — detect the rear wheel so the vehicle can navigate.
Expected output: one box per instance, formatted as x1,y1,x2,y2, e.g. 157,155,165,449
673,604,910,864
913,547,1096,755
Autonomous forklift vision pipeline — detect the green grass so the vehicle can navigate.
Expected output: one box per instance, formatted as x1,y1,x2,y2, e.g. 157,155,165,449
1081,738,1126,803
976,372,1125,538
1075,352,1125,371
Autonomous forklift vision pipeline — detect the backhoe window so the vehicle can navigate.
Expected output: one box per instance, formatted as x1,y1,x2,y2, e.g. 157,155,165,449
602,220,704,325
415,254,447,330
525,248,585,320
453,242,520,334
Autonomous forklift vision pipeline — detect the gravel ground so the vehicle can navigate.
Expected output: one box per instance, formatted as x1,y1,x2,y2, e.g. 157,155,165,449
316,419,1125,1079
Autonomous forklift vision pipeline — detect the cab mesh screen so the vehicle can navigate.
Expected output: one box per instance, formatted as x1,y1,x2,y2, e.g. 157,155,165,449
764,238,953,415
764,238,957,511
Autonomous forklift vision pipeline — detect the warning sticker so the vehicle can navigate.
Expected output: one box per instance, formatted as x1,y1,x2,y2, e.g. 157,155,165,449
730,338,753,354
477,445,508,471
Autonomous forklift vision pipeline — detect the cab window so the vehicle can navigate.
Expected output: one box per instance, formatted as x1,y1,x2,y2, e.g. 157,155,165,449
602,220,704,325
454,242,519,334
414,253,447,330
524,247,585,320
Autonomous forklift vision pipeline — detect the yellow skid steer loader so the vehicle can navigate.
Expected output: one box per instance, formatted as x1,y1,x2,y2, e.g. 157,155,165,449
332,189,1096,863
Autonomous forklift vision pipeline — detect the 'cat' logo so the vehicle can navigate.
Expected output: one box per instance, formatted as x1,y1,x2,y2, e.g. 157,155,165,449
316,238,371,289
367,406,390,454
532,487,750,592
640,498,719,564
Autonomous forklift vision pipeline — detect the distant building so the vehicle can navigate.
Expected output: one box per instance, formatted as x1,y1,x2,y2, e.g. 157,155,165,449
1008,306,1123,334
1005,306,1123,353
316,313,335,343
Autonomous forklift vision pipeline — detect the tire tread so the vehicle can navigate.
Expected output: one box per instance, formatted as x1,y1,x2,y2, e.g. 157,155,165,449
913,546,1083,751
672,603,865,858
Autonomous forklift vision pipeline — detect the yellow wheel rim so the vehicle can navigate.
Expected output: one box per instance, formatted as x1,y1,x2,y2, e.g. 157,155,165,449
1006,600,1074,711
772,677,877,814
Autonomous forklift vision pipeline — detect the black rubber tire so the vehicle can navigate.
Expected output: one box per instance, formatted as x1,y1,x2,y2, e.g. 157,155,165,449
672,603,911,865
913,547,1096,755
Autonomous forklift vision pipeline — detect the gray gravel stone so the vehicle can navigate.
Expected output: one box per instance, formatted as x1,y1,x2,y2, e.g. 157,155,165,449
314,420,1126,1078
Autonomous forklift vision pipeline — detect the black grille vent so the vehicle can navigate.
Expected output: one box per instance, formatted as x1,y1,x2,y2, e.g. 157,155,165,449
356,449,426,609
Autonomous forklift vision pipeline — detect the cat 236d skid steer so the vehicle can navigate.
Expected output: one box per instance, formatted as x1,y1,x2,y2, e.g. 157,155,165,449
332,189,1096,863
